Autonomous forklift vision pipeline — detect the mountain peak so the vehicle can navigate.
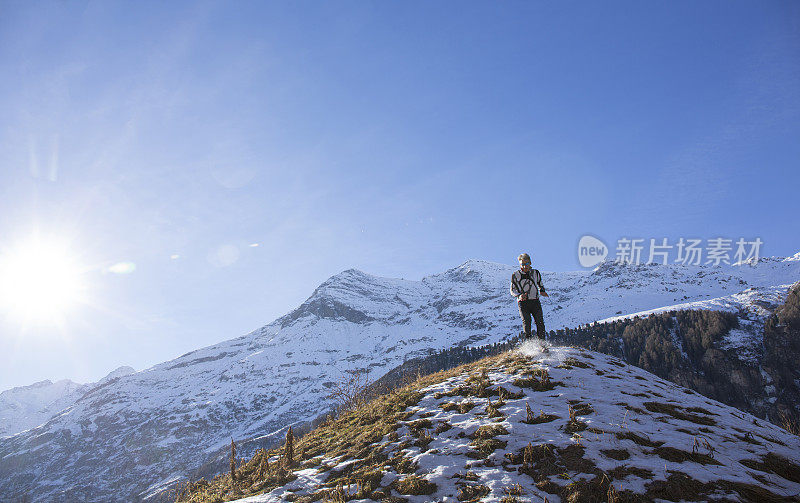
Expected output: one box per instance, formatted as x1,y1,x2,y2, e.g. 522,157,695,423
316,268,374,289
424,259,511,287
0,378,90,438
337,267,369,277
18,379,55,390
97,366,136,385
459,258,501,268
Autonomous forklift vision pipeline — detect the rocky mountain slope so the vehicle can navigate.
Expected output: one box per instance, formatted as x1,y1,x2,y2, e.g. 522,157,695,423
0,366,135,438
177,343,800,502
1,255,799,502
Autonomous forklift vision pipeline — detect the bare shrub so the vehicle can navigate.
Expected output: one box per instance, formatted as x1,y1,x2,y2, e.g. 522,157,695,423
327,368,372,412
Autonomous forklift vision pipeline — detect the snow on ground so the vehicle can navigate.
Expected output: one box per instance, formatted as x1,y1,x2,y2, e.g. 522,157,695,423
230,343,800,502
596,283,795,325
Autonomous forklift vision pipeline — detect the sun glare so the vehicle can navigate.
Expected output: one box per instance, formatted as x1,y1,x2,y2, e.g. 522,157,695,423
0,237,85,326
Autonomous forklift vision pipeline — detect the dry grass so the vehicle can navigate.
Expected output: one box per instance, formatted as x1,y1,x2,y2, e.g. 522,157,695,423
175,352,516,502
613,402,646,414
459,401,476,414
413,430,433,451
452,470,480,482
607,465,653,480
472,424,509,439
642,401,717,426
442,399,477,414
438,367,502,399
524,402,559,424
651,446,721,465
485,397,504,418
468,437,508,459
568,400,594,416
739,453,800,483
393,474,437,495
600,449,630,461
557,357,592,369
496,386,525,400
564,404,589,434
457,483,490,502
512,368,560,392
734,431,762,445
503,483,524,496
434,420,452,435
645,471,794,503
615,431,664,448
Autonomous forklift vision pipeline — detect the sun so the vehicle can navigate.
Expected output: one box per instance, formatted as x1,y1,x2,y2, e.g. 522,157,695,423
0,236,86,326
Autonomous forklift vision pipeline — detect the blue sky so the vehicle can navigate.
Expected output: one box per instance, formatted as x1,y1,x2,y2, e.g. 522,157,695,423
0,1,798,390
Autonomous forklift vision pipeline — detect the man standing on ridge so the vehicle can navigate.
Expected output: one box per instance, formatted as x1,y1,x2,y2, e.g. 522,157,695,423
510,253,549,344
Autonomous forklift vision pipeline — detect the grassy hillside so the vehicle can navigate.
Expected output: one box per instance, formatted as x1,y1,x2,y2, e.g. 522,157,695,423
175,345,800,502
174,351,499,502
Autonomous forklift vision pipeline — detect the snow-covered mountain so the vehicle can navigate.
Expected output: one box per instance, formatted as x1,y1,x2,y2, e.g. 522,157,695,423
0,366,135,438
1,255,799,502
0,379,89,439
215,343,800,502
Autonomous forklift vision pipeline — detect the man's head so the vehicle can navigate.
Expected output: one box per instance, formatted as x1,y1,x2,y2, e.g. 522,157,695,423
518,253,531,271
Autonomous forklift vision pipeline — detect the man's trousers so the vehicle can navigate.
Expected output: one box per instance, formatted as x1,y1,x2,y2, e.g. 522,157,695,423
518,298,546,339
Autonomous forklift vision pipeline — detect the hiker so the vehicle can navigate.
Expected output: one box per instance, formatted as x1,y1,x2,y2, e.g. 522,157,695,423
510,253,549,341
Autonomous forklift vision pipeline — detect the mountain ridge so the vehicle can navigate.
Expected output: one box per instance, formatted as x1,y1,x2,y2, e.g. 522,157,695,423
0,365,136,438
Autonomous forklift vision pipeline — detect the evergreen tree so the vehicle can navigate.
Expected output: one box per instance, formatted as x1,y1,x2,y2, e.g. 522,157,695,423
284,427,294,468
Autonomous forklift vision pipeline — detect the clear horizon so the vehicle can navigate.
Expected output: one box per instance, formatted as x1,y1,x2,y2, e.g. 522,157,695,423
1,1,799,390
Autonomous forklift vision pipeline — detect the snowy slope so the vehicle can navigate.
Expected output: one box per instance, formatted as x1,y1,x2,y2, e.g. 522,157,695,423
0,379,89,438
597,283,795,324
1,255,799,502
0,366,135,438
229,344,800,502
